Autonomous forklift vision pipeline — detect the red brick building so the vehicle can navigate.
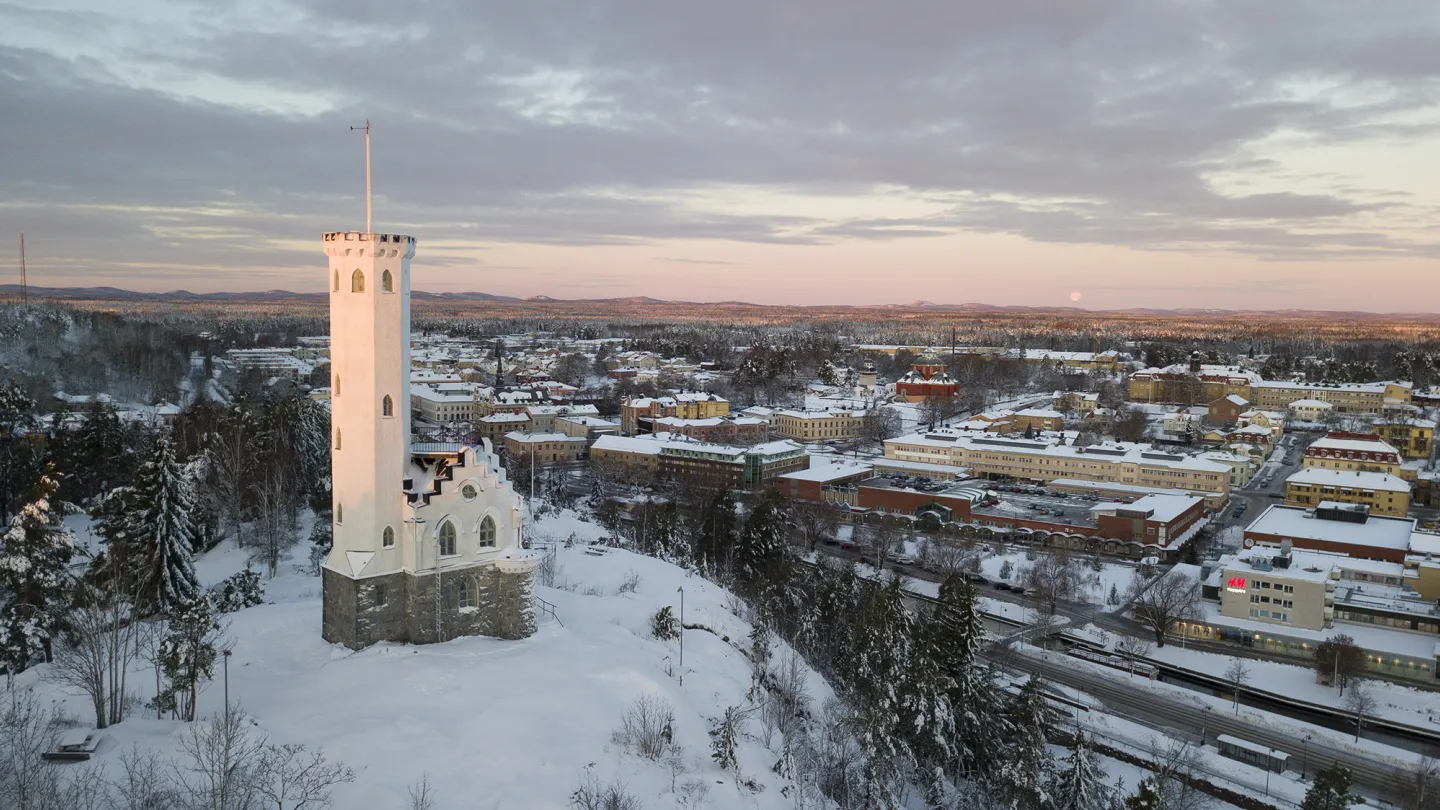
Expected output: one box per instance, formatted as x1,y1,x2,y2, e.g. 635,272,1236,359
894,361,959,402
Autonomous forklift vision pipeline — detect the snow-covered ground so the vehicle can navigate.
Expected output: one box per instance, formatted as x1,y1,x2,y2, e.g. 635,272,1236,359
974,547,1142,608
1147,644,1440,731
15,509,836,809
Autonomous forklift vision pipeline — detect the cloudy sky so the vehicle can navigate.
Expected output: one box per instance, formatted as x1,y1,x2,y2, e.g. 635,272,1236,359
3,1,1439,310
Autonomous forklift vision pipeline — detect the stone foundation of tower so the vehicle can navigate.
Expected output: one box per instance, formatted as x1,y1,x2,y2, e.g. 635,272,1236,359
322,565,537,650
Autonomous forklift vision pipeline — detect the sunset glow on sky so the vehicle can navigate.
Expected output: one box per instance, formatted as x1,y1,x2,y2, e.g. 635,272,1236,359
3,1,1439,311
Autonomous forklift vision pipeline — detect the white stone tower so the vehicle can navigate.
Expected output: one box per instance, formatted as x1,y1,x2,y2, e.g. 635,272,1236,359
319,126,538,650
323,229,414,578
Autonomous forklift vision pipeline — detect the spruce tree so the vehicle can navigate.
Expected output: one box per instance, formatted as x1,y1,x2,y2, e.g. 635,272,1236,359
898,614,955,801
1125,777,1162,810
1301,764,1356,810
996,677,1056,808
0,380,40,521
933,575,988,773
0,471,75,671
694,489,739,577
158,595,222,721
131,435,200,614
851,577,912,808
1050,730,1110,810
734,490,787,600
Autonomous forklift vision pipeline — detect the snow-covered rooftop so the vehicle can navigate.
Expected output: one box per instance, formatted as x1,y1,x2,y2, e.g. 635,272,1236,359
1245,504,1416,551
1284,467,1410,493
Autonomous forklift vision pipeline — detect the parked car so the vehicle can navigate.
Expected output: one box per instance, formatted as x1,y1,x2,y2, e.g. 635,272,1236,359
889,554,917,566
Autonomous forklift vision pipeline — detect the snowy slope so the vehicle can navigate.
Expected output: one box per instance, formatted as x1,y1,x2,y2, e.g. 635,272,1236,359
16,511,833,810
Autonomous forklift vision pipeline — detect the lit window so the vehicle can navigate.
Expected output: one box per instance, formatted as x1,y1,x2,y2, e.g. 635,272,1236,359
438,522,457,556
351,269,365,292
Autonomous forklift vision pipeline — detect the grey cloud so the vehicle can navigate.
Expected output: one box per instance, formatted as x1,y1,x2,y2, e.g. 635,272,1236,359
1,0,1439,287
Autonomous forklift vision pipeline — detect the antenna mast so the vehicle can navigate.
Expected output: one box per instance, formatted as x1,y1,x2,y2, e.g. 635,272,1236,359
350,120,372,233
18,233,26,305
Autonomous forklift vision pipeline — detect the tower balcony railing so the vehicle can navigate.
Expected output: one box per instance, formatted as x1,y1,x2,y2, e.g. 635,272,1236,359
412,425,472,454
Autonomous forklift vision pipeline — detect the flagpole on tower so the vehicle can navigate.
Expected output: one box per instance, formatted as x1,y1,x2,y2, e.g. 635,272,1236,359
350,120,371,233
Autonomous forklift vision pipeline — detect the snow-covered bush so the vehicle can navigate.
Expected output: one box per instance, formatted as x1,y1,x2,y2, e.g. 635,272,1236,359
649,606,679,641
212,567,265,613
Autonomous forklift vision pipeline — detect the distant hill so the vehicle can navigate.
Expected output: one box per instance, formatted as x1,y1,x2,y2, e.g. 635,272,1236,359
2,284,1438,320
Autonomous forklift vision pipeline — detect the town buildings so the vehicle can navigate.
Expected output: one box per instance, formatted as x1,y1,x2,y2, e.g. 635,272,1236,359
883,429,1231,505
620,393,730,434
1373,416,1435,460
893,360,959,402
591,433,807,491
775,409,868,441
1302,432,1407,478
1284,468,1411,517
1243,503,1415,564
502,431,588,466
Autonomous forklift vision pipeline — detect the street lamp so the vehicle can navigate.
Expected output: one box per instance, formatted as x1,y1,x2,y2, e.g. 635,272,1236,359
676,586,685,686
1301,732,1312,779
222,649,232,718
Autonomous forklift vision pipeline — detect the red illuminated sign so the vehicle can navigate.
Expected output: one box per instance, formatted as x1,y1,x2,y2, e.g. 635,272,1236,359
1226,577,1246,589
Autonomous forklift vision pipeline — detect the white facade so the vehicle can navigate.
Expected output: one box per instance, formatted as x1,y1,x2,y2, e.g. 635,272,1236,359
322,231,531,584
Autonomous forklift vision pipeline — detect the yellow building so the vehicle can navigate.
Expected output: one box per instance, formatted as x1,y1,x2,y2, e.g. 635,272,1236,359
621,393,730,434
1302,433,1406,478
775,409,868,441
883,430,1231,505
1253,380,1412,414
1374,417,1434,460
1127,364,1258,405
1284,468,1411,517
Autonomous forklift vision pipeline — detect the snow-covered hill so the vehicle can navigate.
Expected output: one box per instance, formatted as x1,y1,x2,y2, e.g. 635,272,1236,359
17,510,832,809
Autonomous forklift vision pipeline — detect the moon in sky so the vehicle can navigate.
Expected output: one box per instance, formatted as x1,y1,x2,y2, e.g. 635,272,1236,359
1069,291,1082,302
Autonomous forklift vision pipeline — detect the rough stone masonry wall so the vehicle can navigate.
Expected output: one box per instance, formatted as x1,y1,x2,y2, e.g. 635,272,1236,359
323,565,537,650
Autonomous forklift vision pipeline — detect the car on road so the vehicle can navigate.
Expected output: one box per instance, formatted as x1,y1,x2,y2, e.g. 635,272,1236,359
888,553,917,566
1231,503,1248,518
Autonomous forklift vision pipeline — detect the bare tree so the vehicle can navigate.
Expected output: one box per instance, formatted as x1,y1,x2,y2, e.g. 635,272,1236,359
1345,683,1376,741
0,690,110,810
864,520,902,570
789,499,841,553
1147,738,1209,810
249,463,298,578
252,742,356,810
1223,658,1249,715
107,746,177,810
1021,550,1099,616
1316,634,1366,696
47,579,142,729
171,708,266,810
1112,406,1149,442
1393,756,1440,810
862,407,902,442
408,774,438,810
1128,569,1200,647
1115,636,1153,677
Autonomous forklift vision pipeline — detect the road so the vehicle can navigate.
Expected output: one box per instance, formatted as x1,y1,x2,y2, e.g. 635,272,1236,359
999,649,1415,803
1216,430,1313,531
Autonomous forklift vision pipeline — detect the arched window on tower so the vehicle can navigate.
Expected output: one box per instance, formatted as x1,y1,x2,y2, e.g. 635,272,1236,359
334,375,340,396
438,521,457,556
333,270,339,291
351,269,365,292
335,429,342,451
382,526,395,548
336,502,343,524
382,269,394,293
382,395,393,417
478,515,496,548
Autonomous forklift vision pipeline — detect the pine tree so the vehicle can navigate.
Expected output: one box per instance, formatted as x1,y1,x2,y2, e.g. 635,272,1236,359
0,471,75,671
898,614,955,802
709,706,742,772
932,575,988,774
996,677,1056,809
1107,583,1120,606
158,595,222,721
1125,777,1162,810
1050,730,1110,810
693,490,739,578
1301,764,1356,810
130,435,200,614
734,490,787,600
212,567,265,613
0,380,40,521
851,577,912,808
